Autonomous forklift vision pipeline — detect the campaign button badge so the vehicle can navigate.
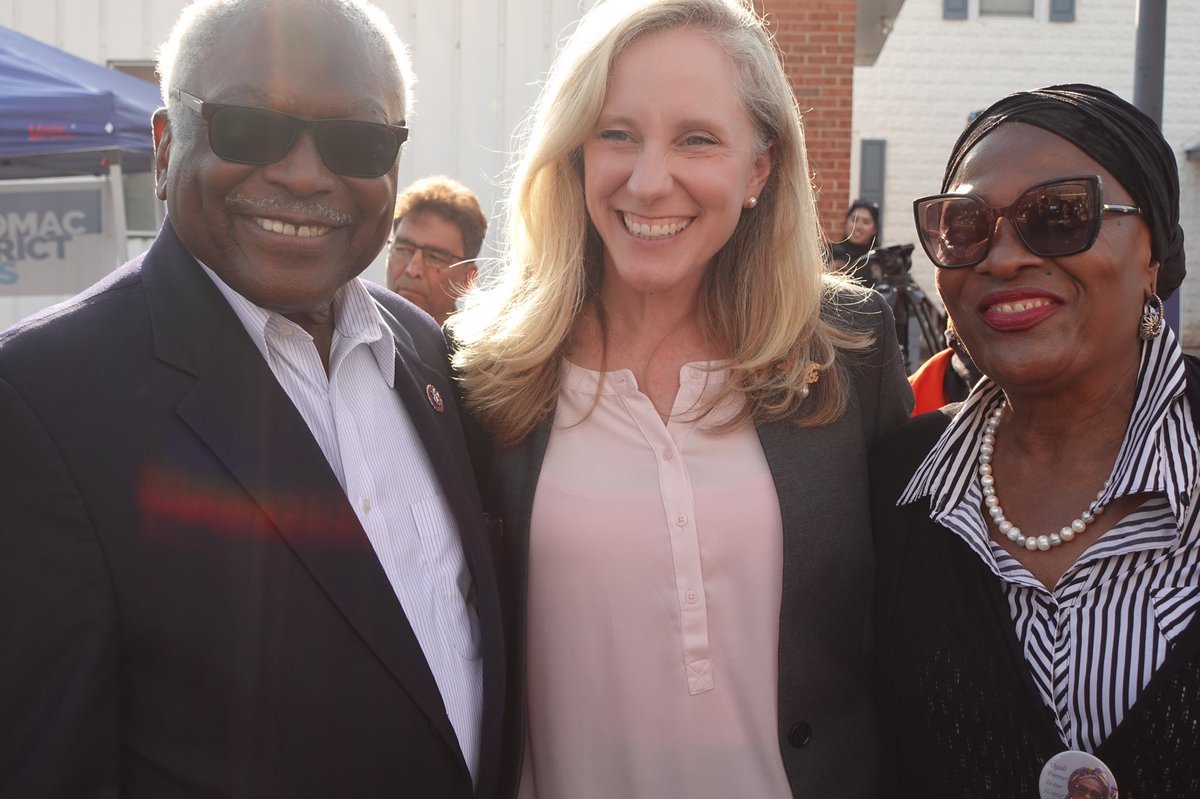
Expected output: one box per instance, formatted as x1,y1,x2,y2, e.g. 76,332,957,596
1039,750,1117,799
426,384,445,413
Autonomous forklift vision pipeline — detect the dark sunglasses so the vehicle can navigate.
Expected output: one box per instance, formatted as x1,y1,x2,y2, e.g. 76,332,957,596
913,175,1141,269
172,89,409,178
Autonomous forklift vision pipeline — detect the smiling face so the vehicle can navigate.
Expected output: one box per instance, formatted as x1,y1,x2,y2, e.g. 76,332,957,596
154,7,403,321
846,208,877,247
581,27,772,304
935,123,1158,396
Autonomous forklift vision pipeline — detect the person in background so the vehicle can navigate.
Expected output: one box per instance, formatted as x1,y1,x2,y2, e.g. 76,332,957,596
872,84,1197,797
907,324,983,415
0,1,504,796
388,175,487,325
829,198,880,284
449,0,912,797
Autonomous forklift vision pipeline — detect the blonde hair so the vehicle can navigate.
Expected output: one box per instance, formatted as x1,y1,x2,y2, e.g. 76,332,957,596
449,0,871,447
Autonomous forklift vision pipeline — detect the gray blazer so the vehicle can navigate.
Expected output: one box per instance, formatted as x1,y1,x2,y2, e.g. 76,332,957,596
485,291,913,798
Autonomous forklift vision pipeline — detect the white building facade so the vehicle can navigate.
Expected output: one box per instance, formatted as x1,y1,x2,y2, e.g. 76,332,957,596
852,0,1200,344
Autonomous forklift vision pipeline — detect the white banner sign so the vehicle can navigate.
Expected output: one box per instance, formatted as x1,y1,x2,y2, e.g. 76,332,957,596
0,178,118,295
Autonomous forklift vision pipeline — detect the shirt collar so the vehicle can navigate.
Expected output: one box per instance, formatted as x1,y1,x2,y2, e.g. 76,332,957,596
197,261,397,386
901,329,1198,535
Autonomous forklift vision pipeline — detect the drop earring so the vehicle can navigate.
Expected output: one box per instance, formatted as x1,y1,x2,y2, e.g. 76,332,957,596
1139,294,1164,340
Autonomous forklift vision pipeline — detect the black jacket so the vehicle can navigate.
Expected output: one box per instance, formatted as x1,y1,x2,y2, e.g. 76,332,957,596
869,358,1200,798
0,221,505,799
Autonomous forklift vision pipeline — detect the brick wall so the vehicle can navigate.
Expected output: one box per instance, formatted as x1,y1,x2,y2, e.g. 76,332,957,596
762,0,858,242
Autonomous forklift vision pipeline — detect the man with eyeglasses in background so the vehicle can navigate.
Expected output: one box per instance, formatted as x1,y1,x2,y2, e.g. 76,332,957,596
388,176,487,326
0,1,504,797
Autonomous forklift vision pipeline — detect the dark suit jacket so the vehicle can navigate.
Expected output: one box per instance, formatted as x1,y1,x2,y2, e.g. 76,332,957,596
480,291,913,798
0,221,504,799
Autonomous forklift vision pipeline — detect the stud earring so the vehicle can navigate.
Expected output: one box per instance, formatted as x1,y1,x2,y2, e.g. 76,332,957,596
1139,293,1164,340
745,196,758,209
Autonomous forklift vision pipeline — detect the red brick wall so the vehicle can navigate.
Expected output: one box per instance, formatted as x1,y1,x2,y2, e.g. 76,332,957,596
760,0,857,243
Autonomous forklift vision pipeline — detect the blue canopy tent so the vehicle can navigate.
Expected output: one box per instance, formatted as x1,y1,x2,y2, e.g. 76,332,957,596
0,25,161,180
0,27,163,320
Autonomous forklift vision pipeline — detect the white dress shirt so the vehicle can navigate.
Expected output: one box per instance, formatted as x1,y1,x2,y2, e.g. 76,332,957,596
200,264,483,782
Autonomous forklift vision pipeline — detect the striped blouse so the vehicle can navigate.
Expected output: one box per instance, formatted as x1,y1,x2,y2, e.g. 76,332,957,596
899,329,1200,753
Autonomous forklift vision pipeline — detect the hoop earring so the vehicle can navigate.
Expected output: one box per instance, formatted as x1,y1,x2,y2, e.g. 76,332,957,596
1139,293,1164,340
745,196,758,209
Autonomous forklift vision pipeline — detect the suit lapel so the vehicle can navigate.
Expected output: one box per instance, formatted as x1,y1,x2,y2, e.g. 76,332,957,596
141,222,460,756
379,305,508,797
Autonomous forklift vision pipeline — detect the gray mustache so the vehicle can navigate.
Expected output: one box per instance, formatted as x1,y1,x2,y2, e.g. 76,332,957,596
225,195,354,226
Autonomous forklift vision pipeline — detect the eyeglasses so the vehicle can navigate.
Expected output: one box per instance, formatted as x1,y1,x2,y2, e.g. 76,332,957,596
388,239,467,272
913,175,1141,269
172,89,409,178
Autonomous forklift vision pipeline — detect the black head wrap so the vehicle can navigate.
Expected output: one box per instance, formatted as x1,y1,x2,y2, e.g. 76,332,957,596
941,83,1185,299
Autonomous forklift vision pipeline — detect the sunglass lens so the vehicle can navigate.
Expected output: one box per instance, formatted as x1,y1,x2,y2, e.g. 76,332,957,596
316,120,401,178
209,107,296,165
918,197,991,268
1013,180,1097,257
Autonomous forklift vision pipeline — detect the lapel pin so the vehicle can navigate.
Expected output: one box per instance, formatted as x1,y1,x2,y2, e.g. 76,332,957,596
426,384,445,414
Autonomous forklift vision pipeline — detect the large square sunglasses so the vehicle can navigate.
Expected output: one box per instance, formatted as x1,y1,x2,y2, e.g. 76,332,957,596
913,175,1141,269
172,89,409,178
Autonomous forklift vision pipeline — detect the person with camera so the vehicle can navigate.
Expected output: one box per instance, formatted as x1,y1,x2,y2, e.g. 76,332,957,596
908,325,984,415
829,199,880,284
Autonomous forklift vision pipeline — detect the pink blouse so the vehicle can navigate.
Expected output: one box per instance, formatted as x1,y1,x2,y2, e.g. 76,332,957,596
520,360,792,798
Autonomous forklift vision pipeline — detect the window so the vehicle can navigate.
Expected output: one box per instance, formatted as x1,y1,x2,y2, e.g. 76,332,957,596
122,172,162,234
980,0,1034,16
1049,0,1076,22
943,0,968,20
859,139,887,230
108,60,157,85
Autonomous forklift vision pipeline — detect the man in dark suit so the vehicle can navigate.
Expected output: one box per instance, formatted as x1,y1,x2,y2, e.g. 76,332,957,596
0,1,503,797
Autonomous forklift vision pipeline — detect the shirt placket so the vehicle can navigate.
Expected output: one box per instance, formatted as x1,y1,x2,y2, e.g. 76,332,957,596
617,374,713,696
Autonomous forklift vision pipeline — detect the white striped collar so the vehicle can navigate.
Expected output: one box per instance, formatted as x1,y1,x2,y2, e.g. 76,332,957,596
900,329,1198,551
197,261,397,387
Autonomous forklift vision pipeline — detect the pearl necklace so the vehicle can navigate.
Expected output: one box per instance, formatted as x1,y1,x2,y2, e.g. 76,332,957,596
978,404,1108,553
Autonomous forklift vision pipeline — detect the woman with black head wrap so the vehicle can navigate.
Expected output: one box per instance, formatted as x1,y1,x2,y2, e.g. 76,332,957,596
870,84,1198,798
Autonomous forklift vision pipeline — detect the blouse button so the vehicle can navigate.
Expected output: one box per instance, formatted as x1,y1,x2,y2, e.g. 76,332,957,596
662,449,674,462
675,514,688,527
684,590,698,604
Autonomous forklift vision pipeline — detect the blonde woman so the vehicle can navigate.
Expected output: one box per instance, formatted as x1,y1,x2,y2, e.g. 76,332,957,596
450,1,912,796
